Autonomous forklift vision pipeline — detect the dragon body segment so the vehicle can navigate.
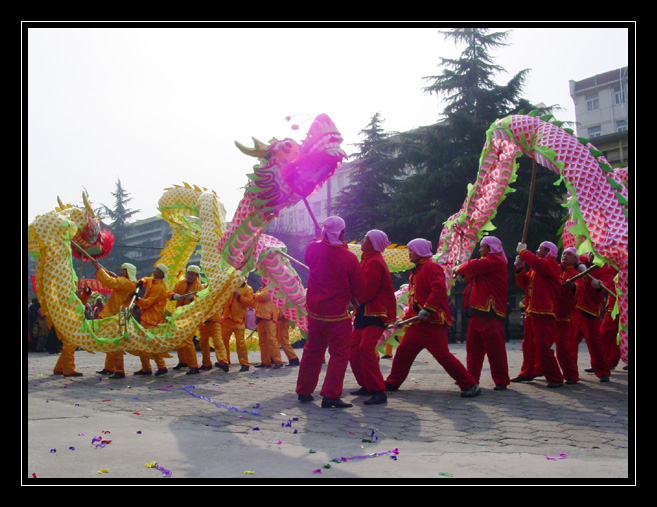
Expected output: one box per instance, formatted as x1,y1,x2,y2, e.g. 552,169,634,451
28,185,243,356
436,113,629,363
223,114,348,332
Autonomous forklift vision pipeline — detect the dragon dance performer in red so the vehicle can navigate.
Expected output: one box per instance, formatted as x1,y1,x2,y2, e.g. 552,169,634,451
455,236,510,390
349,229,397,405
296,216,366,408
555,248,582,384
569,254,617,382
385,238,481,398
513,241,564,387
599,276,622,370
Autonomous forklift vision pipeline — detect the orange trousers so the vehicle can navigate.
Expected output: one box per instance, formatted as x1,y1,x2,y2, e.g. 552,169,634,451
175,334,199,369
102,351,126,374
221,320,250,366
276,319,298,362
199,321,228,367
53,330,79,376
257,319,283,365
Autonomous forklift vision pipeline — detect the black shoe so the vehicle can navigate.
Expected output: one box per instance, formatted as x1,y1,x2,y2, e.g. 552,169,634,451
239,365,250,372
384,381,399,391
186,367,200,375
364,392,387,405
213,362,229,372
547,381,563,388
510,375,534,382
254,363,271,368
287,358,300,366
154,368,168,376
599,375,610,382
584,367,595,373
199,364,212,371
109,372,125,379
96,369,113,375
350,386,369,395
298,394,314,403
172,363,187,370
494,384,508,391
64,372,83,377
565,379,578,385
381,355,393,359
461,384,482,398
133,370,152,376
321,398,352,408
272,363,284,369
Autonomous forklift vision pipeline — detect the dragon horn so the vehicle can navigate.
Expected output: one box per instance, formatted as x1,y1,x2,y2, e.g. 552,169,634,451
235,137,270,158
82,192,97,217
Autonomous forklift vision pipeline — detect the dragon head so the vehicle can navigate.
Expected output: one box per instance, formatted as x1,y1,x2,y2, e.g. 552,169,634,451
235,113,347,213
57,193,115,260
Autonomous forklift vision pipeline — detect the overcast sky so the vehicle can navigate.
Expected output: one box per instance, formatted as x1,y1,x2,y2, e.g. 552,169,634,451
24,23,632,226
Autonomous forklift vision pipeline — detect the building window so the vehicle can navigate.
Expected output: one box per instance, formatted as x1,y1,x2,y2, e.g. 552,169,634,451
616,119,627,132
585,92,599,111
587,125,602,138
614,85,626,104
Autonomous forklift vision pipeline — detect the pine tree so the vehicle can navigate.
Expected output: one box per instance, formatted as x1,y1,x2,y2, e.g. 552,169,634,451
386,28,563,250
100,178,140,267
333,113,403,242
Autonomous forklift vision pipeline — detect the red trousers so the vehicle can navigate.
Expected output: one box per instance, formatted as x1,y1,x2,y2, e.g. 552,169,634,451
296,317,352,399
465,316,510,386
600,312,621,369
571,309,610,377
350,325,386,393
386,322,476,391
555,320,579,382
518,314,563,383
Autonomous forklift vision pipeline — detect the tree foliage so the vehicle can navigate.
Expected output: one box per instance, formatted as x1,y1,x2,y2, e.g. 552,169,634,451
338,28,565,255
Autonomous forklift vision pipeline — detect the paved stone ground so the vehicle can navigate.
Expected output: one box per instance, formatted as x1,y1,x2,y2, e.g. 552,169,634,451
24,341,633,484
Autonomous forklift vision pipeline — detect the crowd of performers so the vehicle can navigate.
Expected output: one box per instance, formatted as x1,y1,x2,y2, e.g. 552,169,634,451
31,215,625,408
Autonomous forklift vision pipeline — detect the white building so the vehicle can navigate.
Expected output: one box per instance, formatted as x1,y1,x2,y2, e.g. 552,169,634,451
569,66,629,165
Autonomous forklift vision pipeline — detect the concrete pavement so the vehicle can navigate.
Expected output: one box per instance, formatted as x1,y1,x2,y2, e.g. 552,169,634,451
24,341,632,484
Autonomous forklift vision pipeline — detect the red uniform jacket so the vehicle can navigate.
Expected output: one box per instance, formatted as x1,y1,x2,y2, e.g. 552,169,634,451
575,264,617,317
515,250,561,318
305,239,366,321
359,250,397,325
403,258,451,326
456,252,507,319
557,265,579,321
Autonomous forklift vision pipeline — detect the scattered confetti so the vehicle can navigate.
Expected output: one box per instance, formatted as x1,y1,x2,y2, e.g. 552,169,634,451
546,454,567,460
312,469,322,474
243,470,255,475
439,472,454,477
182,385,261,415
50,448,56,453
145,462,172,477
98,468,110,474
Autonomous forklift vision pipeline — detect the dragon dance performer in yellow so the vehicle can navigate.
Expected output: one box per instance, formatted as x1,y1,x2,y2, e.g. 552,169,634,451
133,264,170,376
221,278,254,372
53,285,92,376
254,286,284,368
92,260,138,379
169,265,203,374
